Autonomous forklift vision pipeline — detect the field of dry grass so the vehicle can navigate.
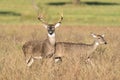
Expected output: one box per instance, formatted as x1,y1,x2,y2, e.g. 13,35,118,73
0,25,120,80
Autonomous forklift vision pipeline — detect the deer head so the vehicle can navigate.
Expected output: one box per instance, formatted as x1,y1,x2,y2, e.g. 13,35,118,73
91,33,107,45
38,13,63,36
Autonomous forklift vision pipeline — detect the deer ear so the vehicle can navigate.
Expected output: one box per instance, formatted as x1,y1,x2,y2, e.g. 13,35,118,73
55,22,61,28
102,34,105,37
42,24,48,29
91,33,97,38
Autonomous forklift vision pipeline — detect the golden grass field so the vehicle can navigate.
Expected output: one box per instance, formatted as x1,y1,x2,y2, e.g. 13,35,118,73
0,25,120,80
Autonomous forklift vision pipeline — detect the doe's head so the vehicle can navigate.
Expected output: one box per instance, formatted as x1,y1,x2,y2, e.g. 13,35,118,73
91,33,107,45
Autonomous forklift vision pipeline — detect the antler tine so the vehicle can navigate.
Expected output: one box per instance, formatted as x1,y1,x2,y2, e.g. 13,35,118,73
58,12,63,23
38,13,48,25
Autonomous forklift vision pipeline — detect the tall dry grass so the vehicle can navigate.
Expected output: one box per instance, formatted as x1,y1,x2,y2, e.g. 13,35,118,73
0,25,120,80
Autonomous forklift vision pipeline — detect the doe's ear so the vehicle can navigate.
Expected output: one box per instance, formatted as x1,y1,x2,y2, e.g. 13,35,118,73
102,34,105,37
91,33,97,38
55,22,61,28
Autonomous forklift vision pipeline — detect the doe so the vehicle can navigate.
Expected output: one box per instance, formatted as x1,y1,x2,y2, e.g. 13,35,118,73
54,33,107,63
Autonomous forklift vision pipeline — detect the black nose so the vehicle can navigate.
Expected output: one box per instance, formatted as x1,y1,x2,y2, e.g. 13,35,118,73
49,31,53,35
105,42,107,44
49,33,53,35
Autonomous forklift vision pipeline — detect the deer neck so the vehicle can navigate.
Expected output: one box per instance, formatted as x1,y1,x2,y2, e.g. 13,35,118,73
92,40,99,50
48,33,55,46
87,41,99,55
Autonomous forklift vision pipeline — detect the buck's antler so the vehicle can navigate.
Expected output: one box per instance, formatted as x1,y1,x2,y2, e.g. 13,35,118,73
57,12,63,23
38,14,48,25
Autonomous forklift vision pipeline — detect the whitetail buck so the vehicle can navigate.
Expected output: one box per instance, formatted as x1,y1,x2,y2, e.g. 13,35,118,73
22,14,63,67
54,33,107,63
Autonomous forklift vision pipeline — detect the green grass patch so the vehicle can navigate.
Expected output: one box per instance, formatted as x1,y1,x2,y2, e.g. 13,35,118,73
0,0,120,26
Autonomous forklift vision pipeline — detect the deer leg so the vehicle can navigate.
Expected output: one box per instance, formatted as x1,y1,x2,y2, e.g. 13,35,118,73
55,57,62,63
34,56,42,59
46,53,54,58
25,54,32,66
85,56,91,63
86,57,95,67
45,51,54,58
27,57,34,67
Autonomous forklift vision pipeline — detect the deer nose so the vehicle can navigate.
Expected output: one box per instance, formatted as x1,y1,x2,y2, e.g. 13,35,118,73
105,42,107,44
49,31,53,35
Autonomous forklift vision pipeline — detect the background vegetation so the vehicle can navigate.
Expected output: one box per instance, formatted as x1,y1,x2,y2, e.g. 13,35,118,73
0,25,120,80
0,0,120,26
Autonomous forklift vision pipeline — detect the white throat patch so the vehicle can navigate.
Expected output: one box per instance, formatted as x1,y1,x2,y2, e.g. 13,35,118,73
95,42,99,46
48,33,55,45
48,33,55,38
